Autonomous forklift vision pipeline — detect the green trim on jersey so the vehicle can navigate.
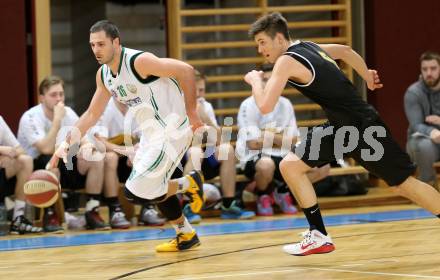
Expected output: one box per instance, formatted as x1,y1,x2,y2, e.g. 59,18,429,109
128,144,166,180
129,52,160,84
178,117,188,129
163,141,189,184
147,148,165,172
124,52,130,73
117,47,125,76
100,67,105,85
170,78,183,95
148,87,167,128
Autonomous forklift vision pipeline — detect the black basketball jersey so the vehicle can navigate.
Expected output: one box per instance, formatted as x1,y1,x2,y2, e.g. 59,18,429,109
284,40,379,126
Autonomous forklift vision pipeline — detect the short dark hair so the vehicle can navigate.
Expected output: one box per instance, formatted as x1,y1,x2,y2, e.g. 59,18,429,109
90,20,120,41
194,69,206,82
39,76,64,95
248,12,291,40
420,51,440,65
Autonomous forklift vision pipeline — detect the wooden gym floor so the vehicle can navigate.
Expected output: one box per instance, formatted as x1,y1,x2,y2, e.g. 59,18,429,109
0,204,439,280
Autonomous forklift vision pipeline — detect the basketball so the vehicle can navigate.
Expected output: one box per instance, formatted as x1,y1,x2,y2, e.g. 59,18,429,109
24,170,61,208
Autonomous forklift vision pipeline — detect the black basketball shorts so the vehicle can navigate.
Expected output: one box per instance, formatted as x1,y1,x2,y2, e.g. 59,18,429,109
292,118,416,186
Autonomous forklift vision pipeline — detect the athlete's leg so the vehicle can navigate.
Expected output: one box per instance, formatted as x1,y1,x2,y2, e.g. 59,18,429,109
279,152,335,256
279,152,314,208
393,176,440,215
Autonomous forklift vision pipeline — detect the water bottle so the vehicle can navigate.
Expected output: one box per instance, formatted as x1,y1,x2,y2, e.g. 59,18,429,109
0,203,9,236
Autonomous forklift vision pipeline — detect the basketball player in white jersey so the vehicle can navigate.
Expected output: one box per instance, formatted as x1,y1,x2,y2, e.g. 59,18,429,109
92,98,166,227
52,20,205,252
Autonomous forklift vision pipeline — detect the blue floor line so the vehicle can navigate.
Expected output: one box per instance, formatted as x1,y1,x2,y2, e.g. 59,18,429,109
0,208,433,252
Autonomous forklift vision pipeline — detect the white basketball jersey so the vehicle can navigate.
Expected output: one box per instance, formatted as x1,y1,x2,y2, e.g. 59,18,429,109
101,47,188,140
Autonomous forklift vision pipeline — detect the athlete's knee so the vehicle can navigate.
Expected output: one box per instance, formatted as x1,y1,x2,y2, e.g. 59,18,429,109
279,157,308,177
123,186,166,204
256,157,276,174
104,151,119,170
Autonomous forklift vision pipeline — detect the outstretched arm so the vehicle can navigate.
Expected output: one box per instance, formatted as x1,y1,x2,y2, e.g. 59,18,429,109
49,68,111,168
134,53,203,131
70,68,111,142
319,44,383,91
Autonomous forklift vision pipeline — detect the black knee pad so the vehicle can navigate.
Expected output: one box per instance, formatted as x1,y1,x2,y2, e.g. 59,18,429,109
156,195,182,221
123,186,167,204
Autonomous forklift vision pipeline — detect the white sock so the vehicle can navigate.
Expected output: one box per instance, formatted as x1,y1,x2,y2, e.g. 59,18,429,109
176,176,190,193
86,199,100,212
13,200,26,219
172,216,193,234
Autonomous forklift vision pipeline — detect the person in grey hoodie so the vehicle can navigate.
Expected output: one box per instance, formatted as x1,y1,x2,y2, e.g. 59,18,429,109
404,51,440,187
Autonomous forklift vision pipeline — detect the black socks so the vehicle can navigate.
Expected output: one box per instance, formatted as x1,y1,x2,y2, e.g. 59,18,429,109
302,203,327,236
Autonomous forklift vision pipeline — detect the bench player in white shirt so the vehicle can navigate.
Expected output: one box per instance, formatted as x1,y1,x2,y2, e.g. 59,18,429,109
0,116,42,234
51,20,205,252
18,76,108,232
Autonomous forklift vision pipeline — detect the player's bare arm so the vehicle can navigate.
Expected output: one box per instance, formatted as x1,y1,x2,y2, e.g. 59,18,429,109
69,67,111,143
50,68,111,167
319,44,383,91
134,52,203,131
245,55,310,114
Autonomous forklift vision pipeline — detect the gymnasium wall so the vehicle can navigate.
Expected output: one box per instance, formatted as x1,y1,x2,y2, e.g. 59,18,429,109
365,0,440,148
0,0,31,132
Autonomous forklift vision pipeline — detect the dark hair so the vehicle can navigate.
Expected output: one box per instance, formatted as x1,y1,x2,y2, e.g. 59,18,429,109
260,63,274,72
248,12,291,40
194,69,206,82
90,20,120,41
39,75,64,95
420,51,440,65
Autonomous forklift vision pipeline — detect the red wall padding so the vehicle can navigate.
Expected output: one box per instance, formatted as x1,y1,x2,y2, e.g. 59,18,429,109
365,0,440,148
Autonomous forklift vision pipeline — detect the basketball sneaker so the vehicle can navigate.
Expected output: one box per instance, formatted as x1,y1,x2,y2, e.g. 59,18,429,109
85,207,110,230
283,229,335,256
257,194,274,216
273,189,298,215
110,210,131,229
43,207,64,234
138,204,166,226
183,204,202,224
220,201,255,220
10,215,43,235
155,230,200,252
184,171,205,213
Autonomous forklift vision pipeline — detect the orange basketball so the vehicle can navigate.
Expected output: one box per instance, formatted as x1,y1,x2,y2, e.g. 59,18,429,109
24,170,61,208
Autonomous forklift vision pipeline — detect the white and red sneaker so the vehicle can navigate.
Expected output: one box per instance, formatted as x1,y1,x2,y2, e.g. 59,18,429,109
283,229,335,256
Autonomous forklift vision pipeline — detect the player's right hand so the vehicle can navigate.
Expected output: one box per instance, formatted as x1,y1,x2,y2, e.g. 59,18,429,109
244,70,264,86
53,102,66,121
366,69,383,91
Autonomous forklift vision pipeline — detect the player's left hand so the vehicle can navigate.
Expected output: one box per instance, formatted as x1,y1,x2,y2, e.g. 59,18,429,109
366,69,383,91
244,70,264,85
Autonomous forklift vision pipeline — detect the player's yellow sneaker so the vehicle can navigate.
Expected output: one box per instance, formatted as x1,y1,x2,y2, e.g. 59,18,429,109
185,170,205,213
155,230,201,252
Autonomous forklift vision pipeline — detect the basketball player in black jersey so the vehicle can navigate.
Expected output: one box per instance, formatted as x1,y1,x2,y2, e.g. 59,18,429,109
245,12,440,256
